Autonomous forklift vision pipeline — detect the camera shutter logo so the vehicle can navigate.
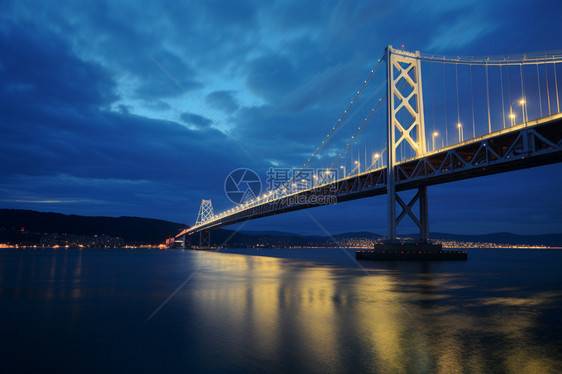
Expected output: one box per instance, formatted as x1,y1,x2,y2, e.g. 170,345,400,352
224,168,261,204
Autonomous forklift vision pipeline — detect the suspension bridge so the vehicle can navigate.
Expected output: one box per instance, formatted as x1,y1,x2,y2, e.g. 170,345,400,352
169,46,562,254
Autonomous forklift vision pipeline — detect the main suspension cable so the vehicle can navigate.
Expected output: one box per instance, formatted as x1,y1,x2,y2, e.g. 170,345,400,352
286,54,385,189
328,93,387,173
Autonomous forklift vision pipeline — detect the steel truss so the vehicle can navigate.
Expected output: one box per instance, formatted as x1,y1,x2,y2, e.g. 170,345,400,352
386,45,429,242
394,117,562,189
183,230,211,248
179,116,562,238
195,199,214,225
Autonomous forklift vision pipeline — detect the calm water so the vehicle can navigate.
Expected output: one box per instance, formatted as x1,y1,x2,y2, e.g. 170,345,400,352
1,247,562,373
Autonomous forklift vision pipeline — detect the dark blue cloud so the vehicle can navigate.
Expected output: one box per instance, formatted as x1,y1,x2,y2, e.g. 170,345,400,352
206,90,239,113
0,21,116,110
180,112,212,128
245,54,301,101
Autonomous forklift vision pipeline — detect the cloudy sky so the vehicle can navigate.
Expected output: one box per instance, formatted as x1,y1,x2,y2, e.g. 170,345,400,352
1,0,561,236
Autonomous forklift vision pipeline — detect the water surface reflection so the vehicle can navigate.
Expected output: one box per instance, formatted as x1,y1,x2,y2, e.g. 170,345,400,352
1,248,561,373
177,250,562,373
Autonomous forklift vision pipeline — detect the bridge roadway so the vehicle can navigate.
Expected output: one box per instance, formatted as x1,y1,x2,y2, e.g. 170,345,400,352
177,113,562,238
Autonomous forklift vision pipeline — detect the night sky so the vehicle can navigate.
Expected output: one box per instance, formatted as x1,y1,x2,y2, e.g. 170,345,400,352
1,1,561,236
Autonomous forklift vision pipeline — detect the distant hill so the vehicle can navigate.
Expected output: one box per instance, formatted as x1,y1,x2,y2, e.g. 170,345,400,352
209,230,381,248
333,232,382,240
240,230,302,237
1,209,560,247
0,209,186,245
213,230,561,248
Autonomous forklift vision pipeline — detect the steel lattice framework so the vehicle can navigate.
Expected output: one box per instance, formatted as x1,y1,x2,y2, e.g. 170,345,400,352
195,199,214,225
386,46,429,243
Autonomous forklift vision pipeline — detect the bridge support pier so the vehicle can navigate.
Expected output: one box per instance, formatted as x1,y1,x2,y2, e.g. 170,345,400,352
419,186,429,243
198,230,211,248
388,186,430,243
183,234,191,249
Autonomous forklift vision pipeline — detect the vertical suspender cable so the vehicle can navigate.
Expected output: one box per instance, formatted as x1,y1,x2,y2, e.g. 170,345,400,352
555,59,560,114
521,63,527,123
455,63,460,128
537,64,542,118
443,62,448,146
485,61,491,133
545,56,551,116
470,64,475,137
430,62,436,136
507,63,512,125
500,64,506,128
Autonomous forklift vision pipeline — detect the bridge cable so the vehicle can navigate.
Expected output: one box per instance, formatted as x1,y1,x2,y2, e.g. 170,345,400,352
287,54,385,187
442,63,448,146
430,62,436,144
367,145,387,170
364,144,367,174
545,55,551,116
289,52,399,188
455,63,460,139
327,93,387,172
520,63,527,122
337,65,405,169
500,65,506,129
403,49,562,66
507,64,513,126
554,58,560,113
323,71,398,180
537,64,543,118
470,64,475,137
317,58,415,182
337,80,388,136
485,61,492,133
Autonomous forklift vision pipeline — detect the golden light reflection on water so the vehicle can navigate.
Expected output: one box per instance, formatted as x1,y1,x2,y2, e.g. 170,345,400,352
2,249,561,372
186,251,562,374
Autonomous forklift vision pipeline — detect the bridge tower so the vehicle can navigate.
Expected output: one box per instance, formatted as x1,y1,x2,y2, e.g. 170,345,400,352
193,199,214,247
386,46,430,243
195,199,214,225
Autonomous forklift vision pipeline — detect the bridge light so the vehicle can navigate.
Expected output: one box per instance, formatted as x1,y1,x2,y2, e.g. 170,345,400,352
432,132,439,152
519,99,525,105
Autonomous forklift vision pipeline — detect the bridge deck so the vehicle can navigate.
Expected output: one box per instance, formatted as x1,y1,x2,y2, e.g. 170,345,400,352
178,114,562,237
